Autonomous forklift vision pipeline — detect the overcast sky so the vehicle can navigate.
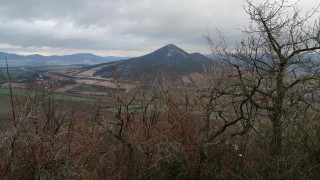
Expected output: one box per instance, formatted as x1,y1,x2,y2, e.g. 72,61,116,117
0,0,318,56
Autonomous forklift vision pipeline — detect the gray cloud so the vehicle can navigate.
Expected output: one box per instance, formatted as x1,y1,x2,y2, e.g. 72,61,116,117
0,0,318,56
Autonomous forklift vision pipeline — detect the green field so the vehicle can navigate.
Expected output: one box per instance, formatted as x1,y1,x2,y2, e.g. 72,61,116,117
0,94,10,116
0,67,27,83
29,65,83,74
0,87,92,125
0,87,91,101
66,83,111,94
0,88,24,122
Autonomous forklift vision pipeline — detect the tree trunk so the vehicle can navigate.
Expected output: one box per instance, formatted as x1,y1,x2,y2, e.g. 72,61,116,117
271,65,285,157
271,118,282,157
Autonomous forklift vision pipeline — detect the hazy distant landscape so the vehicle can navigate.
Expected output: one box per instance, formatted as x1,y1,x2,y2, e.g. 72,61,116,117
1,44,211,97
0,44,212,128
0,51,129,67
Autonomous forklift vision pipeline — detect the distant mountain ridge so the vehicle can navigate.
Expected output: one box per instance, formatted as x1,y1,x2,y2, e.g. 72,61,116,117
0,52,128,66
93,44,213,79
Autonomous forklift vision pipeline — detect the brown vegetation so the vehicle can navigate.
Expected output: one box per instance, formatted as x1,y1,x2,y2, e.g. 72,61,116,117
0,62,319,179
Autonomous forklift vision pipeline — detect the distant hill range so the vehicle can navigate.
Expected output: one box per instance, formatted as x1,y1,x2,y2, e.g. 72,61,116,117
91,44,213,80
0,52,128,66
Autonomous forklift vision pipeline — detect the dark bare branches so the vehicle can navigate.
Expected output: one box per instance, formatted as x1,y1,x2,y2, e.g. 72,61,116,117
208,0,320,157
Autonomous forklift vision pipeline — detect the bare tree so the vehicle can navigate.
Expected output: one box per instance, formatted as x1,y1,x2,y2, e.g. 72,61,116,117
208,0,320,157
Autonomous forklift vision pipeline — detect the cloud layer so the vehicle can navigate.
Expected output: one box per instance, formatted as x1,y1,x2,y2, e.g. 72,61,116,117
0,0,318,56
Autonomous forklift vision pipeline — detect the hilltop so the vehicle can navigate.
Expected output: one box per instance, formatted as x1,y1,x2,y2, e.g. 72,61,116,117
90,44,213,80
